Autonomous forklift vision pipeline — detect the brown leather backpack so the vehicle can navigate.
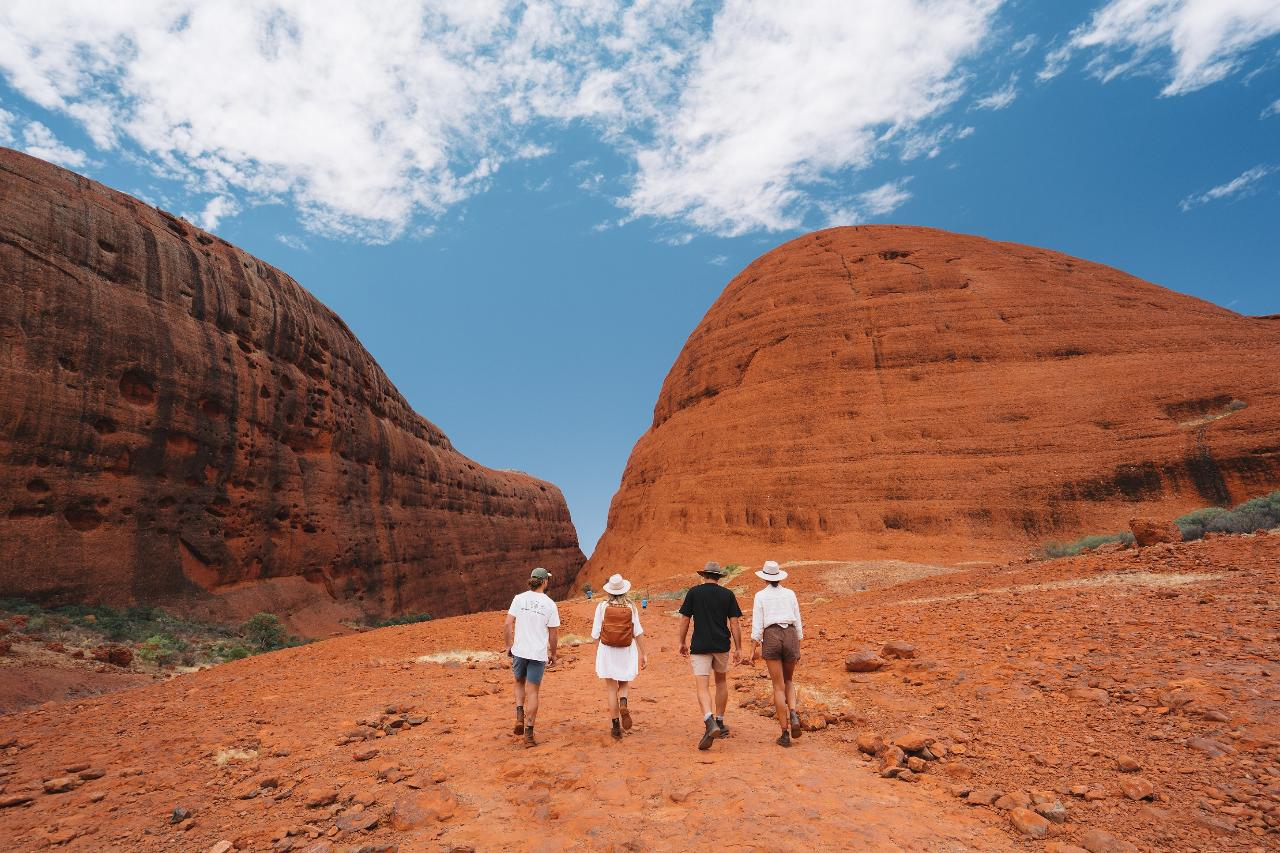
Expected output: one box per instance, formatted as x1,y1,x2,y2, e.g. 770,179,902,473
599,602,635,648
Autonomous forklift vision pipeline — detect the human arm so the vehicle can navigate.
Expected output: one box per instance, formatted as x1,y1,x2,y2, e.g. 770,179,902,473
792,590,803,641
678,615,691,657
633,605,648,669
503,613,515,655
729,617,743,664
590,602,604,641
751,592,764,645
547,627,558,666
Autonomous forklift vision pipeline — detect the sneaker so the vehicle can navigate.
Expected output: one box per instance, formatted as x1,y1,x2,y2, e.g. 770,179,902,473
789,710,802,739
697,718,718,751
776,730,792,748
716,717,729,738
620,700,633,731
611,719,623,740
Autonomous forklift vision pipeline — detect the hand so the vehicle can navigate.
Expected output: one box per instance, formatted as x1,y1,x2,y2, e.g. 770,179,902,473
679,643,689,657
548,654,557,667
640,653,649,670
731,649,742,665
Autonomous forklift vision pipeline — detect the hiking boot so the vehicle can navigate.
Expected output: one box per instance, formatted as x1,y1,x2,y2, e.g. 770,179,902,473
514,706,525,735
611,719,623,740
789,710,802,739
523,727,536,747
776,730,792,748
716,717,729,737
619,699,633,731
697,718,718,751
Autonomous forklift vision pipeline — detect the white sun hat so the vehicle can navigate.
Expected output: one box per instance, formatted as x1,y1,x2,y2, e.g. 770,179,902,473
755,560,788,581
602,573,632,595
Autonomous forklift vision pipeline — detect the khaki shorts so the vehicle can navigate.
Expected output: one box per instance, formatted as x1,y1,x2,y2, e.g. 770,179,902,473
761,624,801,661
690,651,731,676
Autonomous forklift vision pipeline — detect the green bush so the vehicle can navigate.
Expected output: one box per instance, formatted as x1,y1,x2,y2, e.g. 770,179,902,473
137,633,189,666
367,612,431,628
211,643,251,662
242,612,286,652
1176,490,1280,540
1042,532,1134,558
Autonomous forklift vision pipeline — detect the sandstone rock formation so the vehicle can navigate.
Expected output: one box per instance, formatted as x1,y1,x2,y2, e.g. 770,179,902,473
1129,517,1182,547
588,226,1280,584
0,148,583,631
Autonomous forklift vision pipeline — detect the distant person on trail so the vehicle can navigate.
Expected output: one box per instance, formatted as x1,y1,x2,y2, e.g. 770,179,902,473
749,560,804,747
590,573,649,739
678,561,743,750
505,567,560,747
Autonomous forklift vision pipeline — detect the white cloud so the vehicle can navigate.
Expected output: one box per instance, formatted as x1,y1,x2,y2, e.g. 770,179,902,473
1179,164,1275,211
0,108,87,167
0,0,1004,240
1043,0,1280,95
973,74,1019,110
858,179,913,216
708,254,728,266
185,195,240,231
276,233,310,250
1263,97,1280,118
1010,34,1038,56
623,0,1002,235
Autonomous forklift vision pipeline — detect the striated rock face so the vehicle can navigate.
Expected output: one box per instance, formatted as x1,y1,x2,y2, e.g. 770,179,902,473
0,148,583,632
587,226,1280,585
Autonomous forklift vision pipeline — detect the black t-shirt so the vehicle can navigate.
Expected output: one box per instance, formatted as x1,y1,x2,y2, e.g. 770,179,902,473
679,583,743,654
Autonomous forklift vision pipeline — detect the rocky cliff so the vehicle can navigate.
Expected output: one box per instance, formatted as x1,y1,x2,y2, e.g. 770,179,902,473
0,148,583,632
587,226,1280,584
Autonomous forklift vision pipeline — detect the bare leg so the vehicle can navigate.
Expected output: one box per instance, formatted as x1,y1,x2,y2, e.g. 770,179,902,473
605,679,620,718
714,669,729,718
694,674,714,716
514,676,526,709
783,658,799,712
618,680,630,702
524,680,542,728
765,658,788,732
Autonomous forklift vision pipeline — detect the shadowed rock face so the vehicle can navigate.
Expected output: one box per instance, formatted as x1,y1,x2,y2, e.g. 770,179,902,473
0,148,583,632
587,226,1280,585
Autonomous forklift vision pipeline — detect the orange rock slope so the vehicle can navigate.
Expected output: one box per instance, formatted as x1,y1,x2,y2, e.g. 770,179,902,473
588,226,1280,586
0,149,583,632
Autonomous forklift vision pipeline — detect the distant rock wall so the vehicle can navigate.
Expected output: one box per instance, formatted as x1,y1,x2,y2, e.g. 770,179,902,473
587,226,1280,586
0,148,583,632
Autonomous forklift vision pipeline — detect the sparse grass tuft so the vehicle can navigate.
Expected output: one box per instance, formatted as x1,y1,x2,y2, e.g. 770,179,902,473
366,612,431,629
1042,532,1135,558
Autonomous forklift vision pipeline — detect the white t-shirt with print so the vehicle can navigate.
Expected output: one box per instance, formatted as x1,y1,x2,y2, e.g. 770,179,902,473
508,590,561,662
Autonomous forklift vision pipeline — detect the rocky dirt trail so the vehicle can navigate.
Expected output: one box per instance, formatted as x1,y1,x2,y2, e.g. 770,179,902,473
1,531,1277,851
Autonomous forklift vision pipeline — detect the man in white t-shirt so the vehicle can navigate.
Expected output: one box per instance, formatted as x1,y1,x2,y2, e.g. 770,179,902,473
504,567,560,746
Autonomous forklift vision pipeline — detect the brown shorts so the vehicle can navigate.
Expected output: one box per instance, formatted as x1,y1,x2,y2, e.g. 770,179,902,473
761,624,800,661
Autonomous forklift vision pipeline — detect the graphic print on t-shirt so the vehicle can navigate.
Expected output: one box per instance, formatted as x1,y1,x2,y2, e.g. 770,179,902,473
508,590,561,662
678,583,743,654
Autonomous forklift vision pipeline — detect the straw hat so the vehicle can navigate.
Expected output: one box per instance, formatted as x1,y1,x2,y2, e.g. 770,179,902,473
602,573,632,595
754,560,788,581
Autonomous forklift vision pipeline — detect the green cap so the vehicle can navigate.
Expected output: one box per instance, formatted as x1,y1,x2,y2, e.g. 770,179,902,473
530,567,552,580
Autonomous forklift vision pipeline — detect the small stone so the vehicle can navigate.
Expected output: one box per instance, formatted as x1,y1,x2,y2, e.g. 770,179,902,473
1035,800,1068,823
855,732,885,755
42,776,80,794
1044,844,1089,853
1194,813,1236,835
892,732,934,753
994,791,1031,811
303,787,337,808
1067,687,1110,704
77,768,106,780
896,769,918,783
906,756,927,773
1115,754,1140,772
1080,828,1138,852
353,748,379,761
881,640,916,659
1009,807,1049,839
966,788,1002,806
62,762,90,774
844,650,887,672
0,794,34,808
1187,736,1232,757
878,746,905,778
1119,777,1155,801
171,807,193,824
208,842,234,853
390,789,457,829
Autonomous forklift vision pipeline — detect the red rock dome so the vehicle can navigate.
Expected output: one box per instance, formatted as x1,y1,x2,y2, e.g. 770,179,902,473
0,148,583,633
587,226,1280,586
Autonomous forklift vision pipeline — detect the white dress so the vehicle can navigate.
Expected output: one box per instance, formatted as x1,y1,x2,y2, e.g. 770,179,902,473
591,601,644,681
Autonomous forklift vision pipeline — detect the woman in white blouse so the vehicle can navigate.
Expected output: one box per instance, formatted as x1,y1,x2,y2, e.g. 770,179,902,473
590,573,649,739
749,560,804,747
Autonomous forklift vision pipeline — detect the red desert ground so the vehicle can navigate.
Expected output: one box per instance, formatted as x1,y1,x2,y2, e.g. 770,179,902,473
2,149,1279,852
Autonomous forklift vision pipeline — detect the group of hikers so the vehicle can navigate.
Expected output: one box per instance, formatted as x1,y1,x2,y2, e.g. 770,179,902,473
502,559,804,749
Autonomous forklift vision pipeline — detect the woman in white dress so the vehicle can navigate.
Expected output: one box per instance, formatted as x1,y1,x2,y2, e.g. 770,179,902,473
590,573,649,739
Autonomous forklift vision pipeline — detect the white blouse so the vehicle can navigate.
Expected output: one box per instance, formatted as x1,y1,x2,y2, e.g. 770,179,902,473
751,584,803,643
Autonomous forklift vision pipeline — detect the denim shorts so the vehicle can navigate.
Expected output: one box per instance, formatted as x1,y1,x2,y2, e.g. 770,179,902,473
512,655,547,685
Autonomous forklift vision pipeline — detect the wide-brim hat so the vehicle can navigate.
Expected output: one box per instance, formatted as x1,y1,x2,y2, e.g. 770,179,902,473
755,560,788,581
697,560,727,577
602,573,632,595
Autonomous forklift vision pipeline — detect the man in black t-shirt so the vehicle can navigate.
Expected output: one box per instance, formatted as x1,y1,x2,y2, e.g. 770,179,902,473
678,561,743,751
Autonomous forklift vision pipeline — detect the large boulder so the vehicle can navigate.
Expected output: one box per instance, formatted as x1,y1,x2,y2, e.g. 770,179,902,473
1128,517,1182,547
0,149,583,631
586,226,1280,586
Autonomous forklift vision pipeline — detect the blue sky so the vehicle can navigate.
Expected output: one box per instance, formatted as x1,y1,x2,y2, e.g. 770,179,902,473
1,1,1277,554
